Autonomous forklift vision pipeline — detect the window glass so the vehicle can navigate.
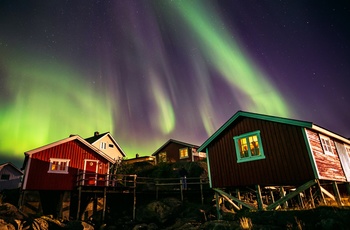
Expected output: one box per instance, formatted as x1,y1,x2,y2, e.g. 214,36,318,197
179,148,189,159
159,152,167,163
48,158,70,173
100,142,107,149
1,174,10,180
234,130,265,163
320,135,333,155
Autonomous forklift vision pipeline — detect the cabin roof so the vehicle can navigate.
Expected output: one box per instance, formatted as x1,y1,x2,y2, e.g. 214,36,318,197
152,139,200,156
198,110,350,152
85,131,126,157
25,135,116,163
0,162,23,174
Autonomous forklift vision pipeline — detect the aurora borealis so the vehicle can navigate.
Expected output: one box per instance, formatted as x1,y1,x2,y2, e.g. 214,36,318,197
1,1,349,167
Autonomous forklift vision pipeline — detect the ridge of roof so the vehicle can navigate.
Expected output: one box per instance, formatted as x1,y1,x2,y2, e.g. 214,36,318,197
85,132,126,157
25,135,115,163
152,139,200,156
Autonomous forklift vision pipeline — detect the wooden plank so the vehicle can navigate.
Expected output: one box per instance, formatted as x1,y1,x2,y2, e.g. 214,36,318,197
332,181,343,206
256,185,264,210
213,188,256,210
221,194,240,211
267,180,316,210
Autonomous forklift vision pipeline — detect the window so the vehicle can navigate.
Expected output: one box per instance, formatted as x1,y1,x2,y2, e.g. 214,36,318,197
48,158,70,174
1,174,10,180
233,130,265,163
158,152,167,163
179,148,189,159
109,144,114,148
320,135,333,155
100,142,107,149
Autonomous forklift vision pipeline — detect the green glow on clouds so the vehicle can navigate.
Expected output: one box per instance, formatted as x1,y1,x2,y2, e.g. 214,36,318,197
0,50,115,159
173,2,291,134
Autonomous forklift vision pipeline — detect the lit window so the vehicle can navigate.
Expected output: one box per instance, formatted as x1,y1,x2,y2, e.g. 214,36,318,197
320,135,333,155
1,174,10,180
233,130,265,163
159,152,167,163
100,142,107,149
179,148,189,159
48,158,70,174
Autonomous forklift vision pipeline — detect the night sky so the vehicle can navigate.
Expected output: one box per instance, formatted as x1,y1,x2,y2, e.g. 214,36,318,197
1,1,349,168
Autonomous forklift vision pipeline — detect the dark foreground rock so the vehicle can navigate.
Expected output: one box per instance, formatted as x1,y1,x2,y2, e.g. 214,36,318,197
2,201,350,229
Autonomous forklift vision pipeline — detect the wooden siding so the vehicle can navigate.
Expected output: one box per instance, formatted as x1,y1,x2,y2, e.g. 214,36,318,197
24,139,109,190
207,117,315,188
306,129,346,181
156,143,191,163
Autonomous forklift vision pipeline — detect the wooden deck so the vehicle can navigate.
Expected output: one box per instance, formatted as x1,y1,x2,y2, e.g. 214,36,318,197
75,172,210,220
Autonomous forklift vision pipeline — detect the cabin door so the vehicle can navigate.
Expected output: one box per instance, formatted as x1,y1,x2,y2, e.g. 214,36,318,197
335,142,350,181
84,160,98,186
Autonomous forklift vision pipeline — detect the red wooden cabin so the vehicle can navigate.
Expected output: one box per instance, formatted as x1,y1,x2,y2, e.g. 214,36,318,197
22,135,115,190
198,111,350,212
20,135,115,218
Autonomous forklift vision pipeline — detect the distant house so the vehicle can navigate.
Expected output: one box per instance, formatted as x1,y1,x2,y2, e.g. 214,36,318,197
20,135,115,218
152,139,206,164
198,111,350,211
0,162,23,191
85,131,126,162
123,154,155,165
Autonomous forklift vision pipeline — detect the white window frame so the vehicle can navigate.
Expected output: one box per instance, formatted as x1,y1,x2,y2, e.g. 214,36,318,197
48,158,70,174
319,135,334,155
100,142,107,149
179,148,189,159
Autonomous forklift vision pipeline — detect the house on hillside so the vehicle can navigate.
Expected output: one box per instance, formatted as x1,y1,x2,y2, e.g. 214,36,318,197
198,111,350,213
20,135,115,219
85,131,126,162
123,154,155,165
152,139,206,164
0,162,23,191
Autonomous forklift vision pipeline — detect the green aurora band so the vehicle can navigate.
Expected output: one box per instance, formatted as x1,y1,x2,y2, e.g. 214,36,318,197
170,2,291,134
0,50,115,160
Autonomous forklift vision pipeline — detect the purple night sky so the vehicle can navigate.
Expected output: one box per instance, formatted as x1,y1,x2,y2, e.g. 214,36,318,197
0,1,349,168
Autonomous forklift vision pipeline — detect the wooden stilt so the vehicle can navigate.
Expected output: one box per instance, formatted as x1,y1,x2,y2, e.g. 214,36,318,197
332,181,343,206
133,175,137,220
256,185,264,210
215,192,221,220
270,189,275,204
316,179,327,205
309,187,315,208
102,187,107,222
76,186,82,220
279,186,288,209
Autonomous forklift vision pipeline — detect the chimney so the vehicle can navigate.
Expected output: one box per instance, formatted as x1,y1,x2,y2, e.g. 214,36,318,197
136,153,139,158
94,131,99,136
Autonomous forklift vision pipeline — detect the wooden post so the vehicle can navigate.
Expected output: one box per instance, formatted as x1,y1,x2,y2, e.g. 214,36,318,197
316,179,327,205
270,189,275,204
133,175,137,220
76,186,82,220
298,192,304,209
309,187,315,208
279,186,288,209
236,188,242,209
332,181,343,206
256,185,264,210
180,179,184,202
102,187,107,222
215,192,221,220
200,178,204,205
